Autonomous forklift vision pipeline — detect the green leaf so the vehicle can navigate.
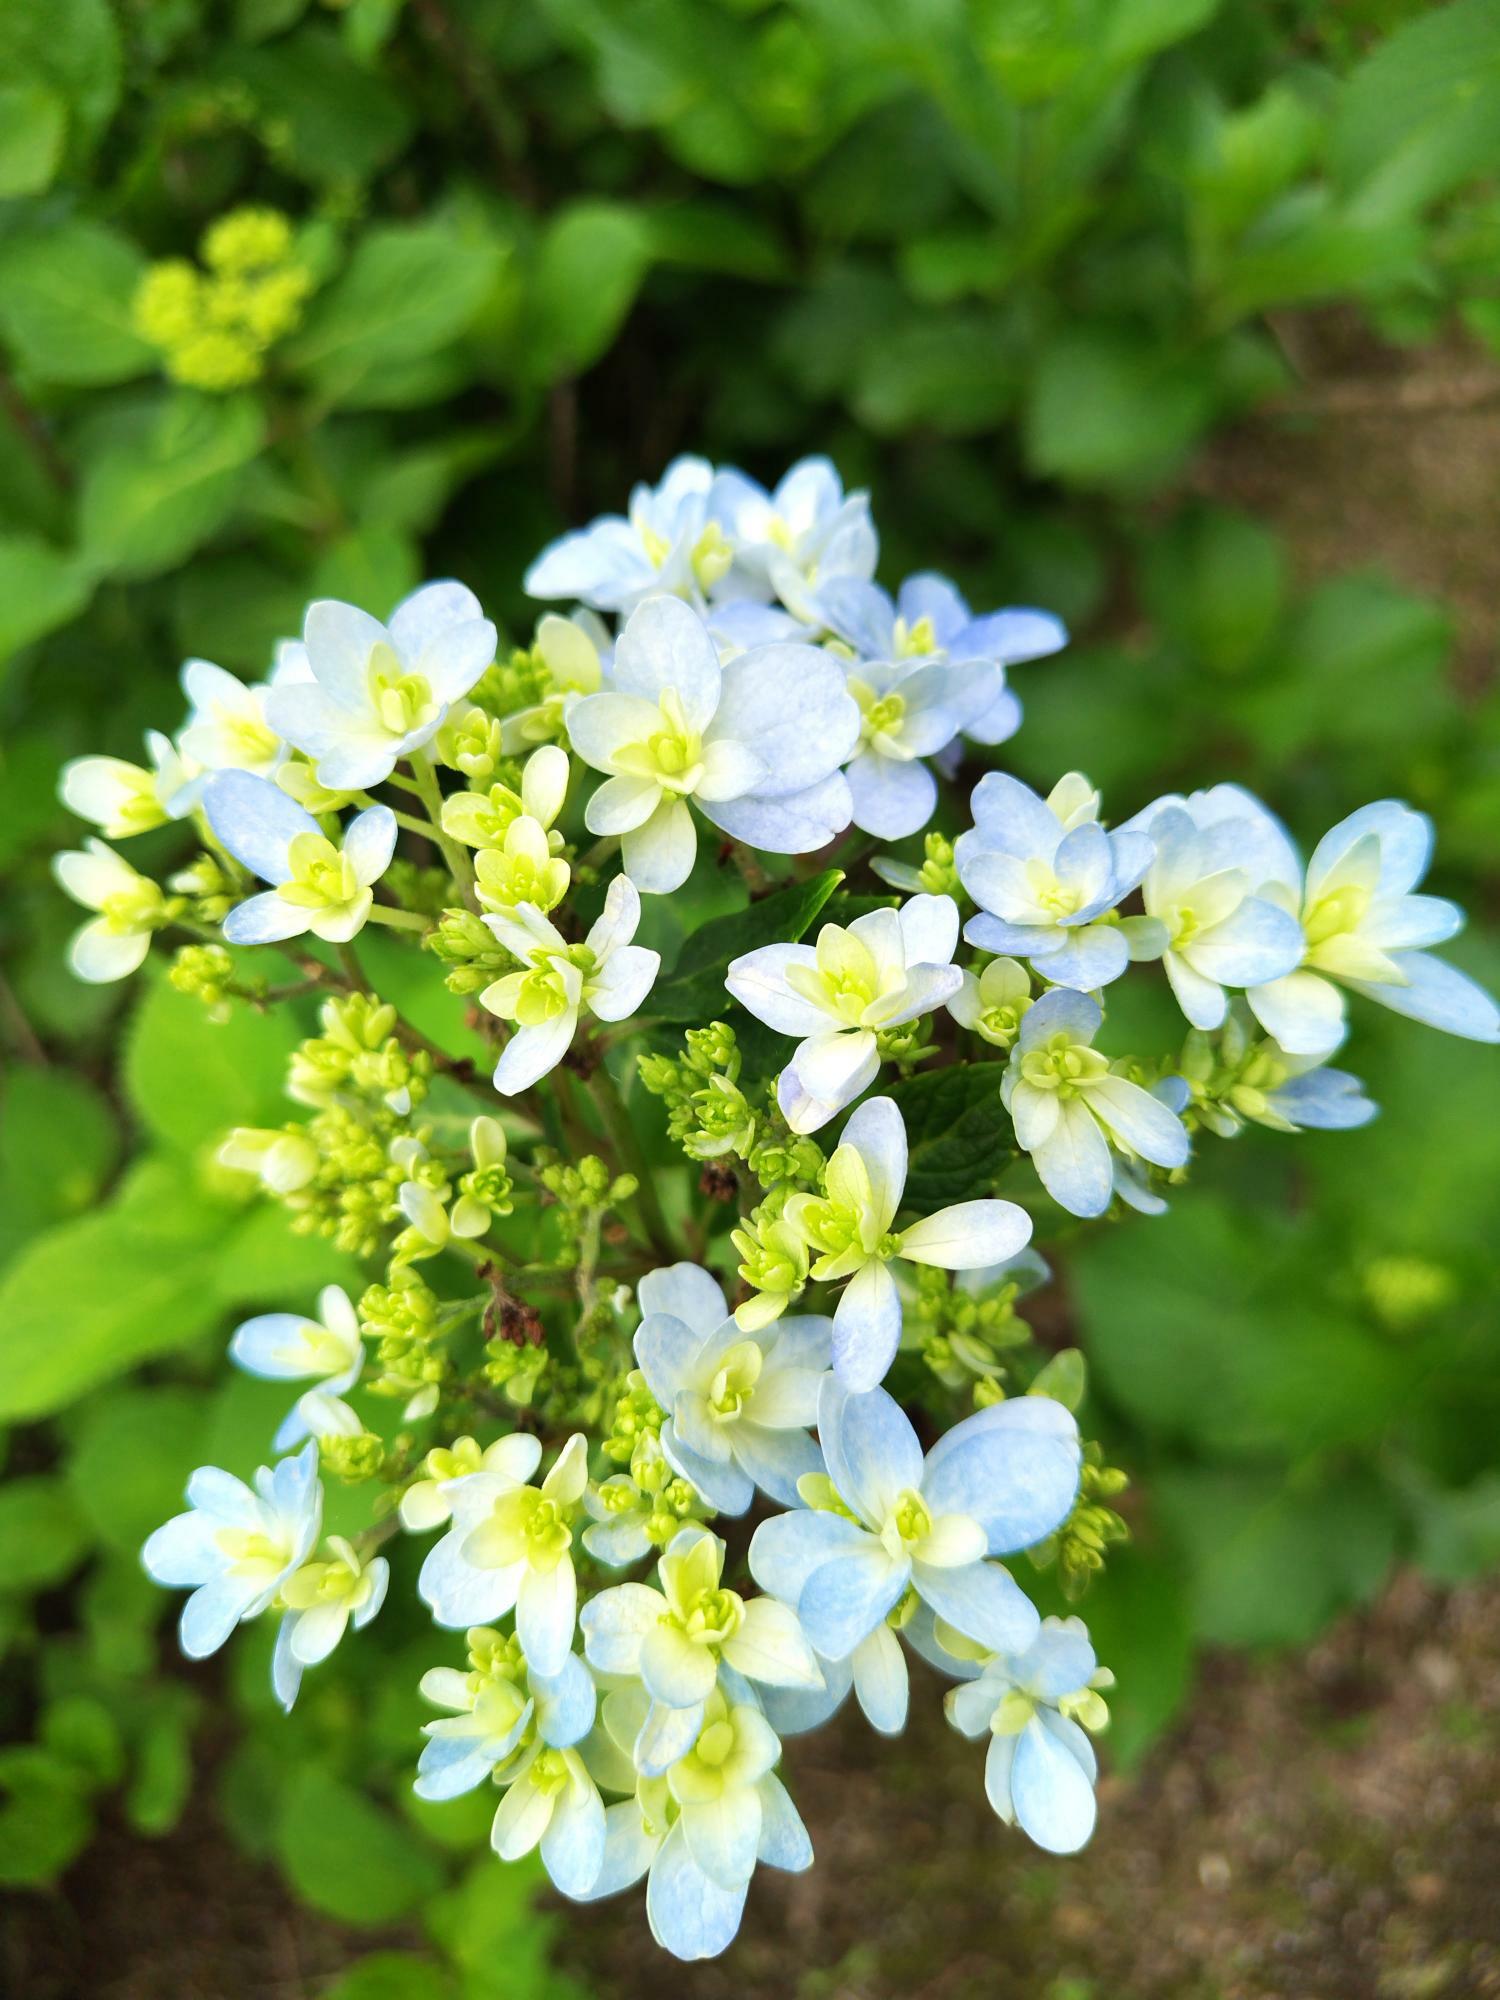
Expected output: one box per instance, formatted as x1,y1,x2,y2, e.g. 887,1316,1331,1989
123,1688,196,1837
0,1066,120,1269
311,526,420,615
276,1766,444,1924
1025,326,1217,488
1139,505,1287,675
0,220,151,386
0,1163,238,1422
526,201,652,383
653,870,844,1023
885,1062,1015,1211
66,1388,209,1557
1331,0,1500,214
80,392,267,580
1154,1464,1400,1647
0,82,65,196
228,26,414,185
0,534,95,666
0,1477,90,1593
1074,1547,1193,1766
40,1697,125,1788
323,1956,456,2000
428,1856,588,2000
288,223,504,409
0,1748,93,1887
0,0,120,159
123,975,305,1155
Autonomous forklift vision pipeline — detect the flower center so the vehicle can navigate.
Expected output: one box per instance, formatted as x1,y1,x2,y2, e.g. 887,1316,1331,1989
1020,1034,1109,1096
978,1003,1025,1047
279,831,358,910
518,1490,572,1569
1303,883,1370,951
676,1584,745,1648
851,678,908,751
1024,858,1084,918
100,880,164,933
530,1747,570,1796
884,1488,932,1554
892,614,939,659
215,1526,287,1574
708,1341,763,1420
694,1718,737,1768
366,641,439,737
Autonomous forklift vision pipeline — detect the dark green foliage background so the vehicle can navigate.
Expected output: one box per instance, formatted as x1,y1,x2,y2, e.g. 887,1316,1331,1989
2,0,1499,1987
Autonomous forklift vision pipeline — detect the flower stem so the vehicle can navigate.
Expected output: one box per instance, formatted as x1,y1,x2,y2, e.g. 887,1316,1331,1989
587,1064,676,1263
365,904,430,932
407,749,478,911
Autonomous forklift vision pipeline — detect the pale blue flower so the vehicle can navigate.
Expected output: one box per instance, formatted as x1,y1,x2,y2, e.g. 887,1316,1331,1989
945,1615,1110,1855
780,1096,1033,1390
573,1684,812,1960
204,771,396,945
631,1263,831,1512
271,1536,389,1711
526,456,721,613
266,583,496,790
1001,988,1191,1218
229,1283,363,1450
142,1442,321,1660
1120,796,1305,1029
414,1646,596,1801
838,653,1002,840
750,1379,1079,1667
956,772,1162,990
567,596,859,893
821,570,1066,747
726,895,963,1133
707,455,877,624
60,729,195,837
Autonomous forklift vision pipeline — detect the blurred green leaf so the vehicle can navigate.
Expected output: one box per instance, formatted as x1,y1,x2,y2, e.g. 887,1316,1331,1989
0,0,121,162
887,1062,1016,1211
1139,504,1287,674
123,975,305,1154
0,220,150,386
228,25,414,184
79,393,266,580
323,1956,456,2000
276,1765,444,1924
526,201,653,383
1332,0,1500,214
0,82,65,196
66,1387,209,1556
0,1747,94,1887
0,1476,90,1593
1025,326,1217,487
0,535,96,667
0,1066,120,1268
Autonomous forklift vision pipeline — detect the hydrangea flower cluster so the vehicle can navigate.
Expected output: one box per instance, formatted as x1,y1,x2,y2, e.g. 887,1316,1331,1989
59,452,1495,1960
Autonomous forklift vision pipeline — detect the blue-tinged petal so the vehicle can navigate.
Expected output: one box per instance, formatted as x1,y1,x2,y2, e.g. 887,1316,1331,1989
535,1652,597,1749
839,1095,907,1225
730,1422,824,1510
271,1614,304,1712
229,1313,320,1381
343,804,397,886
758,1655,852,1738
983,1729,1018,1823
1015,985,1101,1052
541,1771,606,1897
1361,894,1464,951
1009,1713,1097,1854
797,1545,908,1661
646,1820,748,1961
1041,923,1130,991
697,770,854,854
817,1378,922,1523
1245,969,1345,1057
223,890,311,945
635,1699,704,1778
681,1788,762,1891
179,1572,261,1658
962,607,1068,666
845,749,938,841
633,1310,706,1404
1188,895,1304,986
749,1507,872,1605
204,771,318,884
572,1801,660,1902
851,1624,909,1736
710,647,860,794
1084,1074,1190,1169
756,1772,814,1871
1267,1066,1376,1130
911,1558,1040,1656
1307,801,1431,903
1032,1097,1114,1217
661,1422,755,1516
141,1510,218,1587
922,1395,1082,1553
419,1530,521,1629
965,772,1059,857
414,1730,500,1802
612,595,722,730
1344,952,1500,1044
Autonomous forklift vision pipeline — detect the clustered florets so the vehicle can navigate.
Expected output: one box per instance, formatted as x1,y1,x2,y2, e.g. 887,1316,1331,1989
59,451,1496,1960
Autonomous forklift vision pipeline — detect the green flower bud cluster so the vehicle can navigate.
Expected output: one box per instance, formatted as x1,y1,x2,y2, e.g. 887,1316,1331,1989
289,993,432,1114
602,1368,666,1466
436,706,507,784
538,1153,639,1222
731,1186,811,1328
133,206,313,392
484,1336,554,1408
168,942,243,1020
1179,1013,1297,1138
469,646,551,729
467,1626,526,1683
168,852,238,925
911,1265,1033,1401
426,906,512,996
1028,1441,1130,1599
319,1431,386,1482
639,1021,760,1164
874,1015,938,1074
359,1269,451,1405
381,859,452,921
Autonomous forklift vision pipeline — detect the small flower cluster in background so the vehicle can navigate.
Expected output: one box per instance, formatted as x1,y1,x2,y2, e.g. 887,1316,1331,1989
52,453,1496,1959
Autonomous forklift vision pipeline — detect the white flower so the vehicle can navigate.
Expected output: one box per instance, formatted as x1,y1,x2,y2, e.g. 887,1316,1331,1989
266,582,497,790
956,772,1162,990
142,1442,322,1660
525,456,724,613
578,1686,812,1959
415,1638,595,1801
500,613,608,753
778,1095,1033,1390
1001,988,1190,1217
707,455,877,622
750,1380,1079,1668
821,570,1066,749
59,731,193,838
838,655,1002,841
566,595,859,894
53,839,172,982
271,1536,389,1711
945,1615,1111,1856
178,658,287,778
631,1263,830,1514
418,1433,589,1675
229,1284,364,1450
442,742,570,850
582,1527,822,1775
727,895,963,1133
204,770,396,945
217,1125,320,1194
947,954,1033,1051
479,874,660,1094
1121,793,1307,1029
400,1435,518,1534
1228,796,1499,1054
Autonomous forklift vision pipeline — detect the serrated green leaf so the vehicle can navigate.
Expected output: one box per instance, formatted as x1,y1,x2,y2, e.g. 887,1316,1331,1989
886,1062,1015,1211
653,869,844,1023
